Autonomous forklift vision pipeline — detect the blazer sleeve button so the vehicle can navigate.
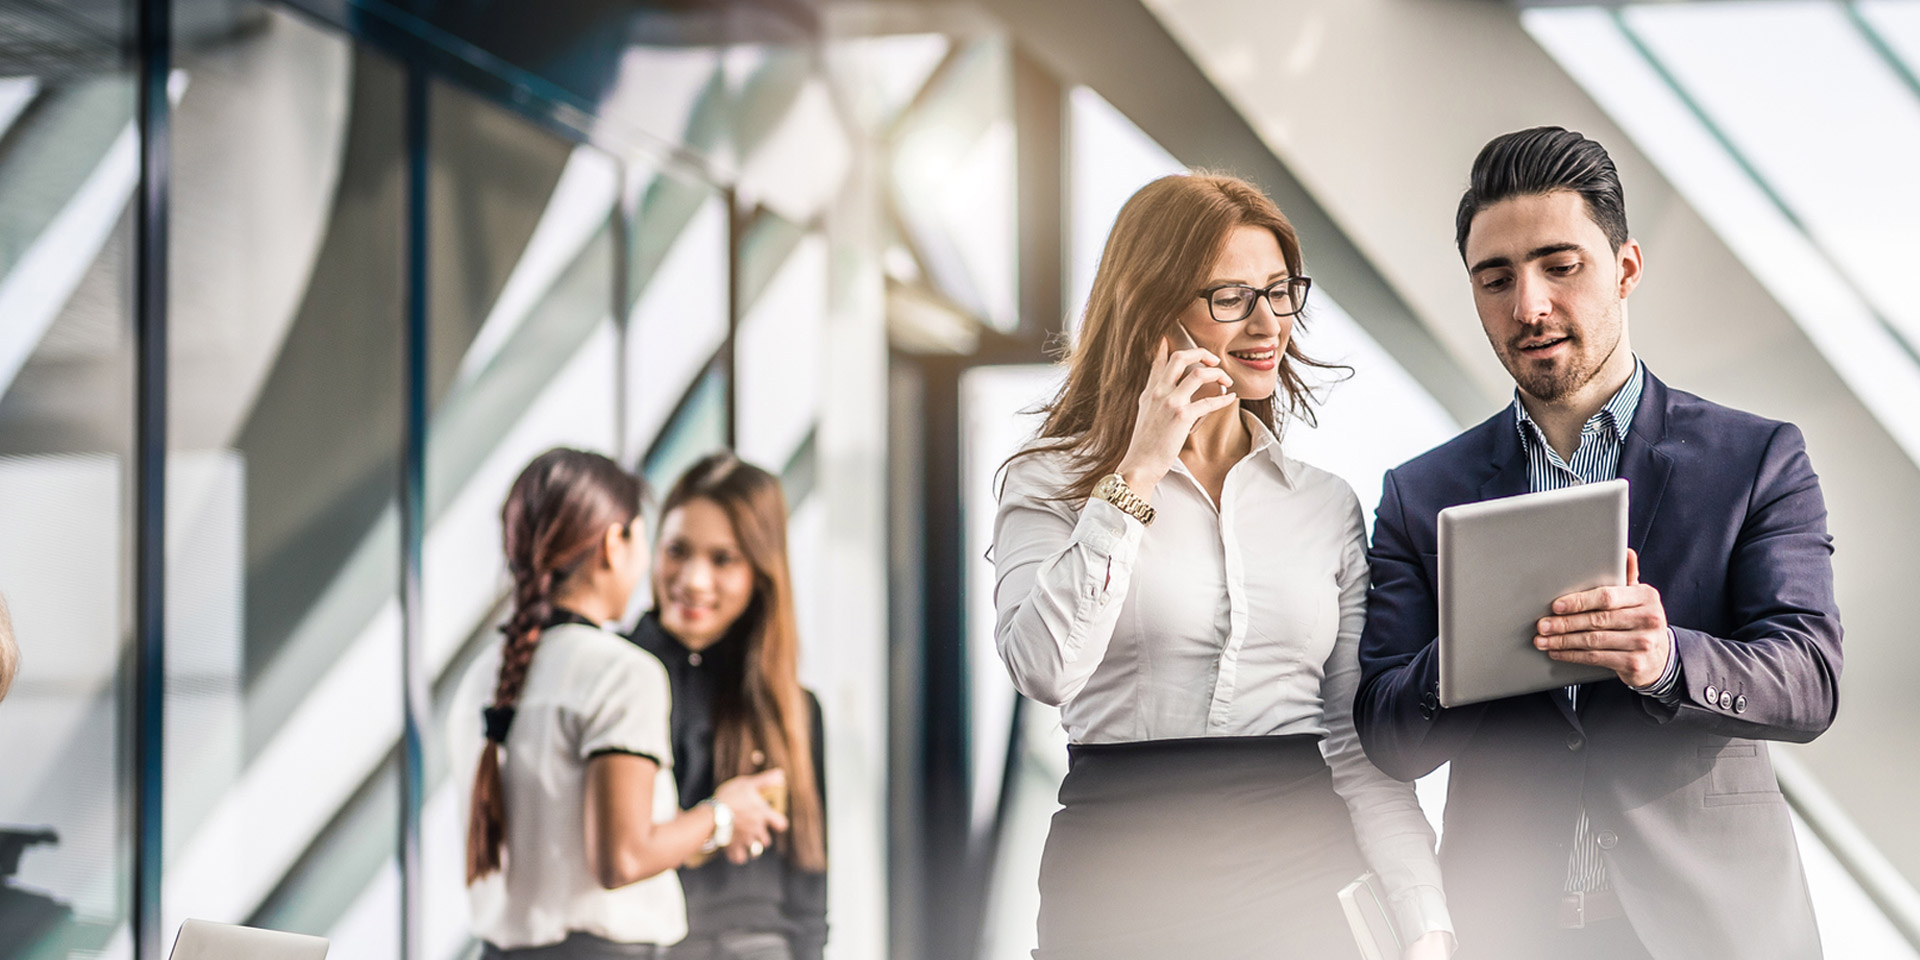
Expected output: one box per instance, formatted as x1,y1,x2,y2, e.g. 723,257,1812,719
1733,694,1747,714
1705,684,1719,705
1719,691,1734,710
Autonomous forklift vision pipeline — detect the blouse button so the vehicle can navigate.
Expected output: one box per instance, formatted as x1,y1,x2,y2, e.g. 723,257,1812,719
689,652,703,667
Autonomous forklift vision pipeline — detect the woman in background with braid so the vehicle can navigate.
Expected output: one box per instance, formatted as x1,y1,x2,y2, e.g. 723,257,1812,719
462,448,787,960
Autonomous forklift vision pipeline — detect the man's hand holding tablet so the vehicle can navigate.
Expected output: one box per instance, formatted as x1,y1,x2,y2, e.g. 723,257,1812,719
1534,549,1672,689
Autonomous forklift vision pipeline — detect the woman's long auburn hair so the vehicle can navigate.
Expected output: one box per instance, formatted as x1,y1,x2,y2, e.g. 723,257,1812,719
467,448,644,884
657,453,826,873
1013,171,1345,500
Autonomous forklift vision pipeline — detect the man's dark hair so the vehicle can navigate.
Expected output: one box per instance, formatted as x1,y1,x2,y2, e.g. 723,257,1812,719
1455,126,1628,257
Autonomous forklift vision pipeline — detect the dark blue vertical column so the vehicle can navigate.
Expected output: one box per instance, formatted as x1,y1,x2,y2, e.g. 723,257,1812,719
133,0,171,956
399,62,431,960
916,355,970,960
724,187,741,449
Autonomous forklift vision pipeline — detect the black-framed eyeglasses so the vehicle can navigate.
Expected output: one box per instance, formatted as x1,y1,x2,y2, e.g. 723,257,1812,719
1196,276,1312,322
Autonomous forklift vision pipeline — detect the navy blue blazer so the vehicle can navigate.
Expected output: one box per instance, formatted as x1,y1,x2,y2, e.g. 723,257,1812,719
1355,370,1841,959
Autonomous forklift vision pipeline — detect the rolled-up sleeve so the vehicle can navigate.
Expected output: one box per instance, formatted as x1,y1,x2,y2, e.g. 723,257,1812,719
1319,498,1453,943
992,455,1145,707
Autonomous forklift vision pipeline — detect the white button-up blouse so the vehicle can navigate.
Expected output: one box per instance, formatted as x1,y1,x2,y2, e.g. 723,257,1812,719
991,412,1451,940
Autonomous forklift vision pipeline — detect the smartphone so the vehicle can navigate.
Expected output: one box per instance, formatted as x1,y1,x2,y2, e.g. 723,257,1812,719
1169,324,1227,400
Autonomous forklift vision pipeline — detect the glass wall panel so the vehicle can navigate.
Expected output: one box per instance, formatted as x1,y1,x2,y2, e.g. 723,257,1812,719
643,365,730,497
0,2,136,955
1620,3,1920,349
623,171,728,464
736,222,827,471
160,6,402,957
423,78,621,960
1065,86,1181,340
889,39,1017,332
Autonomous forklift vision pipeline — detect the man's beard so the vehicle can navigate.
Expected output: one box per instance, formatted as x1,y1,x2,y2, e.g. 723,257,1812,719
1502,323,1621,403
1510,339,1588,402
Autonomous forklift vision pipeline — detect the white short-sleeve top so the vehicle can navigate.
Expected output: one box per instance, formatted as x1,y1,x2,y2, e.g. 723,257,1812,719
460,622,686,950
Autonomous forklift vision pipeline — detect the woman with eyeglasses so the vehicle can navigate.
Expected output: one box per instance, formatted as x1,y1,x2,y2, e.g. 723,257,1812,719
993,173,1454,959
628,454,828,960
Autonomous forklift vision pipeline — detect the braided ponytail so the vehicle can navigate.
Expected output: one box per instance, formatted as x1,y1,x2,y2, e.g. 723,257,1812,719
467,449,642,884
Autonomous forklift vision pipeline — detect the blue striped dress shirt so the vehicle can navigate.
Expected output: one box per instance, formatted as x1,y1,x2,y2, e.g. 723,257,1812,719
1509,357,1679,894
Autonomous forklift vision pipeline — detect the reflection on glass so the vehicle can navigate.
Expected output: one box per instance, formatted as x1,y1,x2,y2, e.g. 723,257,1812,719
1067,86,1183,338
626,185,729,461
737,220,826,470
158,10,403,955
1621,3,1920,346
827,33,951,135
733,47,850,226
890,38,1018,331
644,365,730,498
426,79,623,960
0,4,136,958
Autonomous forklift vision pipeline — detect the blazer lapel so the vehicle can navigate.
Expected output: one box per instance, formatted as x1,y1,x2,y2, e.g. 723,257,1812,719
1620,372,1674,556
1479,406,1531,502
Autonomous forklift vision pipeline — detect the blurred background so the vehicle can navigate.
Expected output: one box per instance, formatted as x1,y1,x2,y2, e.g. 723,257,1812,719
2,0,1919,958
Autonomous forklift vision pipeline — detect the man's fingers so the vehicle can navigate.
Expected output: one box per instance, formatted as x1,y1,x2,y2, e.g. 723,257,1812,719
1627,548,1640,586
1544,647,1614,667
1552,583,1640,615
1535,629,1652,653
1539,608,1659,636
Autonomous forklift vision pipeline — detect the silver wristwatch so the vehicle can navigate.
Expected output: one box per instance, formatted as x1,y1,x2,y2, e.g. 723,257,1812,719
699,798,734,853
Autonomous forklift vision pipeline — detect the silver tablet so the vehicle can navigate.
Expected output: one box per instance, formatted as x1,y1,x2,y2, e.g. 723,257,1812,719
169,919,328,960
1437,479,1626,708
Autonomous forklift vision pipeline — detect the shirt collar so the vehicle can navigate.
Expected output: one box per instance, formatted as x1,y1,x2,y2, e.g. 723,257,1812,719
1244,411,1297,487
1512,356,1644,447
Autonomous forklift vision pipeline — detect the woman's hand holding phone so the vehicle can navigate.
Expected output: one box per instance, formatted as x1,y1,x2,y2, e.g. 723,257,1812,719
1115,333,1237,496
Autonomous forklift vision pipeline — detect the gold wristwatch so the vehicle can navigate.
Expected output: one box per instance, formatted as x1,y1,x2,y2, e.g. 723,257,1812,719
1091,473,1155,526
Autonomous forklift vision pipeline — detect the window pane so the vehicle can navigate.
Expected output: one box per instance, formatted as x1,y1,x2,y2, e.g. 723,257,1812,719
737,223,826,470
162,7,402,956
425,78,621,960
0,2,136,954
625,173,728,462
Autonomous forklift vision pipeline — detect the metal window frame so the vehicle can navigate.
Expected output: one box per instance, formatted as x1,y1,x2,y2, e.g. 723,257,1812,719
123,1,821,956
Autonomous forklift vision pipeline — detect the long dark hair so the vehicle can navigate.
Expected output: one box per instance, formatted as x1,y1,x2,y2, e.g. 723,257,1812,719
1010,171,1344,501
657,453,826,873
467,448,643,884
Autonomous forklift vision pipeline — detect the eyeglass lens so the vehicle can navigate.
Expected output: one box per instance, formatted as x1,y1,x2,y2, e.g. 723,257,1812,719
1207,279,1307,322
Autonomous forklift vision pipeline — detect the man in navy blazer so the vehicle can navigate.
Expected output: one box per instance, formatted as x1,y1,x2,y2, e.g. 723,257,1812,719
1355,127,1841,960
